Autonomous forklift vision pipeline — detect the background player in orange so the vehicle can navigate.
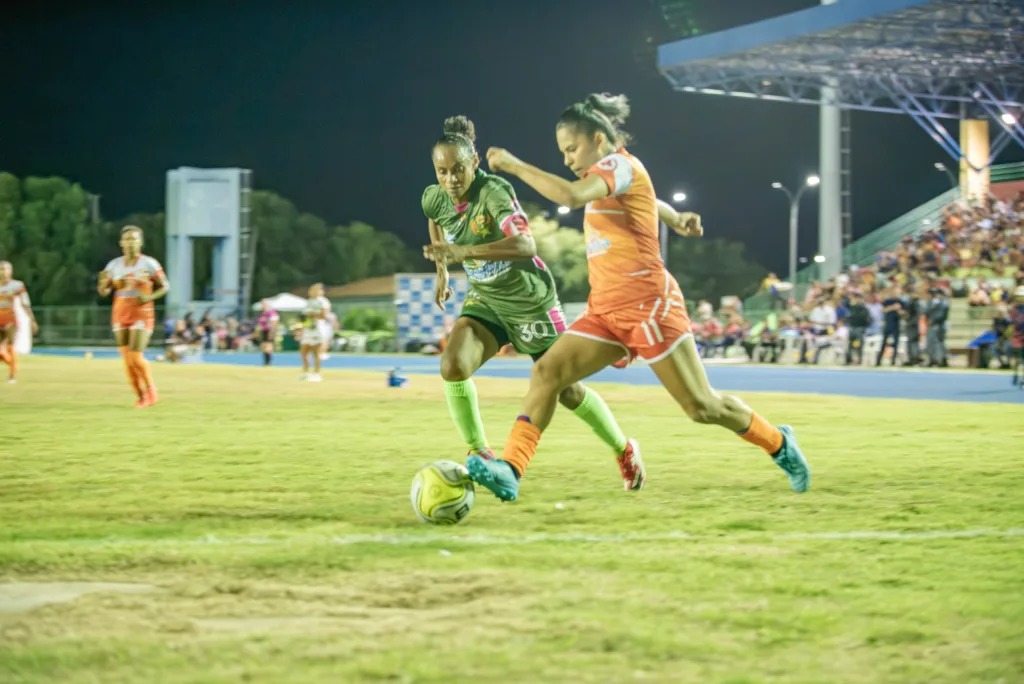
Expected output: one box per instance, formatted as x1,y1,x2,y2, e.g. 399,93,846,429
97,226,169,407
0,261,38,383
470,92,810,502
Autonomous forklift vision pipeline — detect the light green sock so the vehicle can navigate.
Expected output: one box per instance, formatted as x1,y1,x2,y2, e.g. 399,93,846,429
444,379,489,451
572,387,628,454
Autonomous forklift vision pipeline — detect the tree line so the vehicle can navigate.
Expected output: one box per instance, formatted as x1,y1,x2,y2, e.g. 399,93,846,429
0,171,766,309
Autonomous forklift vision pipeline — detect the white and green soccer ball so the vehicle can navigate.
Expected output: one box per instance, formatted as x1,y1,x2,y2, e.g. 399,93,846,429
410,460,475,525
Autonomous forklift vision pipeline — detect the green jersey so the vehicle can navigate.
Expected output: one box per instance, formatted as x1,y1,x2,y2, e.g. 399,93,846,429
422,170,566,356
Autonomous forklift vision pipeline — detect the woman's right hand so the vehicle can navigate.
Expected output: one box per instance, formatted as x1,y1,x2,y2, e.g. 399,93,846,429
97,270,112,295
435,270,454,310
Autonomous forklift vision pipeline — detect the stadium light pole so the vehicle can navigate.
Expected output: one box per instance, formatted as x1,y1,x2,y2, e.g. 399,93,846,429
772,175,820,284
934,162,957,189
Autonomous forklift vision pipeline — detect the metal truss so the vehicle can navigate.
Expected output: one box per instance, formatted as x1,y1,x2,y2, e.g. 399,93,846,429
657,0,1024,166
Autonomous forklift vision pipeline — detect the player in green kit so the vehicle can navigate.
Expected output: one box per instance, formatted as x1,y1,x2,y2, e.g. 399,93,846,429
421,115,646,492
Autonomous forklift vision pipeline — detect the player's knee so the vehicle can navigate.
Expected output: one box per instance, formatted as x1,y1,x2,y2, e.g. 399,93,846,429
558,383,585,410
530,357,566,394
439,354,473,383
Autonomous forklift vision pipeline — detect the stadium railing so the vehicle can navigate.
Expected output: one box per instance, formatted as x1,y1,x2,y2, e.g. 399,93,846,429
33,306,137,347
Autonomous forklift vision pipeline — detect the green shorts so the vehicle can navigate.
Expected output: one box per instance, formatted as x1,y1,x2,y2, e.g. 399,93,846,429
459,293,569,358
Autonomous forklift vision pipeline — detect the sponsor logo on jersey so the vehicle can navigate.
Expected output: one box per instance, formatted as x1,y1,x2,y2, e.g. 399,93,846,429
597,157,619,171
464,259,513,282
586,230,611,258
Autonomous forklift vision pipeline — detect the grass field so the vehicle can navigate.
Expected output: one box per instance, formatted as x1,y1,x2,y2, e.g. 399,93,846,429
1,355,1023,683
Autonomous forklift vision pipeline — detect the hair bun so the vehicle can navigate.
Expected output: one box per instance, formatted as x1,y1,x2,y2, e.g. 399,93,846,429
442,115,476,144
584,93,631,127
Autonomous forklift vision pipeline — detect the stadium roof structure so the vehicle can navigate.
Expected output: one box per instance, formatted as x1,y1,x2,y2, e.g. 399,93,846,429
656,0,1024,167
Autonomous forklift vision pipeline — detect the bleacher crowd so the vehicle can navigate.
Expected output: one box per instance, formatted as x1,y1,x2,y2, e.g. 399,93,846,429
696,192,1024,369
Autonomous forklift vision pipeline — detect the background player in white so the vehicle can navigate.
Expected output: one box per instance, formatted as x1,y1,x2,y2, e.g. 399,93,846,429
0,261,38,383
319,309,338,361
299,283,331,382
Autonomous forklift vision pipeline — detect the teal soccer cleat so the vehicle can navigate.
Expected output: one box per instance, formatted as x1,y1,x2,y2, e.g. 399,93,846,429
774,425,810,493
466,453,520,502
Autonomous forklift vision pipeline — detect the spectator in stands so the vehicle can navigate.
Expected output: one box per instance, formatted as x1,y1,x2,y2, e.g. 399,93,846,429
800,297,836,364
256,300,279,366
902,284,925,366
925,287,950,367
696,299,714,321
1011,286,1024,386
761,272,788,310
722,311,744,356
876,287,903,366
988,304,1013,369
968,276,992,306
845,292,871,365
834,292,850,326
866,292,883,337
225,316,238,350
162,320,197,363
699,315,723,358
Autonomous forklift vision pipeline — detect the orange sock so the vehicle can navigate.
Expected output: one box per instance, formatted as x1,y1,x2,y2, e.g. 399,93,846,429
131,351,156,392
119,346,142,396
501,417,542,477
739,412,784,456
6,348,16,378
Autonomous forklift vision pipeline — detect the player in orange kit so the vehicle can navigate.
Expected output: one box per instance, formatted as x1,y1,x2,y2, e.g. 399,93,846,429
97,226,170,407
471,92,810,501
0,261,39,383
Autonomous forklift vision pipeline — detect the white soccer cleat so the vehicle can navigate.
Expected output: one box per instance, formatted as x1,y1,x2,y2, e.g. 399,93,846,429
308,373,323,383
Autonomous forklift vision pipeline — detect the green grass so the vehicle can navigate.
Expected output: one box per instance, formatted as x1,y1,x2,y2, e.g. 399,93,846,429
1,355,1022,683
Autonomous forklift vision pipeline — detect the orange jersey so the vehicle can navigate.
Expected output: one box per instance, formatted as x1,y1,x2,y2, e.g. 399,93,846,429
0,279,29,325
106,255,164,328
582,148,670,315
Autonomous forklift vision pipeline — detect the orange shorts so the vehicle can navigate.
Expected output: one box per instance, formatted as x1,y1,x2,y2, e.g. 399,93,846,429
111,311,154,333
0,313,15,329
568,282,692,366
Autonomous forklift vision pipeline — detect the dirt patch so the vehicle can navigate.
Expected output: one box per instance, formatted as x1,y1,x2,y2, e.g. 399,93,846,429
194,616,352,633
0,581,155,614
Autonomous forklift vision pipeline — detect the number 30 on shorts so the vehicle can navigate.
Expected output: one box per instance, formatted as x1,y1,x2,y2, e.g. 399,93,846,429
517,320,553,343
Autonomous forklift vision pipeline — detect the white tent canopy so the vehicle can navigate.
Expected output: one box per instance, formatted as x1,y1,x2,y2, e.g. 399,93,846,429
252,292,307,312
14,298,32,355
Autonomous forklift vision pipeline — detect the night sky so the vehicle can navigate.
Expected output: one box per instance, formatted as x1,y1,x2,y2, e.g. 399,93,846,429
2,0,1019,275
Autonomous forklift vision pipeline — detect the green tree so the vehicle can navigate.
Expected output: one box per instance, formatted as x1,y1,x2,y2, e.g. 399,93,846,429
249,190,414,299
328,221,414,285
666,236,766,305
529,213,590,302
12,176,94,304
0,172,21,260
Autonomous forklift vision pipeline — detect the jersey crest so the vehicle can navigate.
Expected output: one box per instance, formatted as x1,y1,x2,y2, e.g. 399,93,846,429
469,213,494,238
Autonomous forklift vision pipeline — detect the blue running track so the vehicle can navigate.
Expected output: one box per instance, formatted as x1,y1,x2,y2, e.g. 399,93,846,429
35,348,1024,404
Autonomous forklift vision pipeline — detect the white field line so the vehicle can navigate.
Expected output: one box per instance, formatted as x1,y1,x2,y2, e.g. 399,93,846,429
8,528,1024,550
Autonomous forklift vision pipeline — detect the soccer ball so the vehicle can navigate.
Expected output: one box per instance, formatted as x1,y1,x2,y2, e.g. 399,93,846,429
410,460,475,525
